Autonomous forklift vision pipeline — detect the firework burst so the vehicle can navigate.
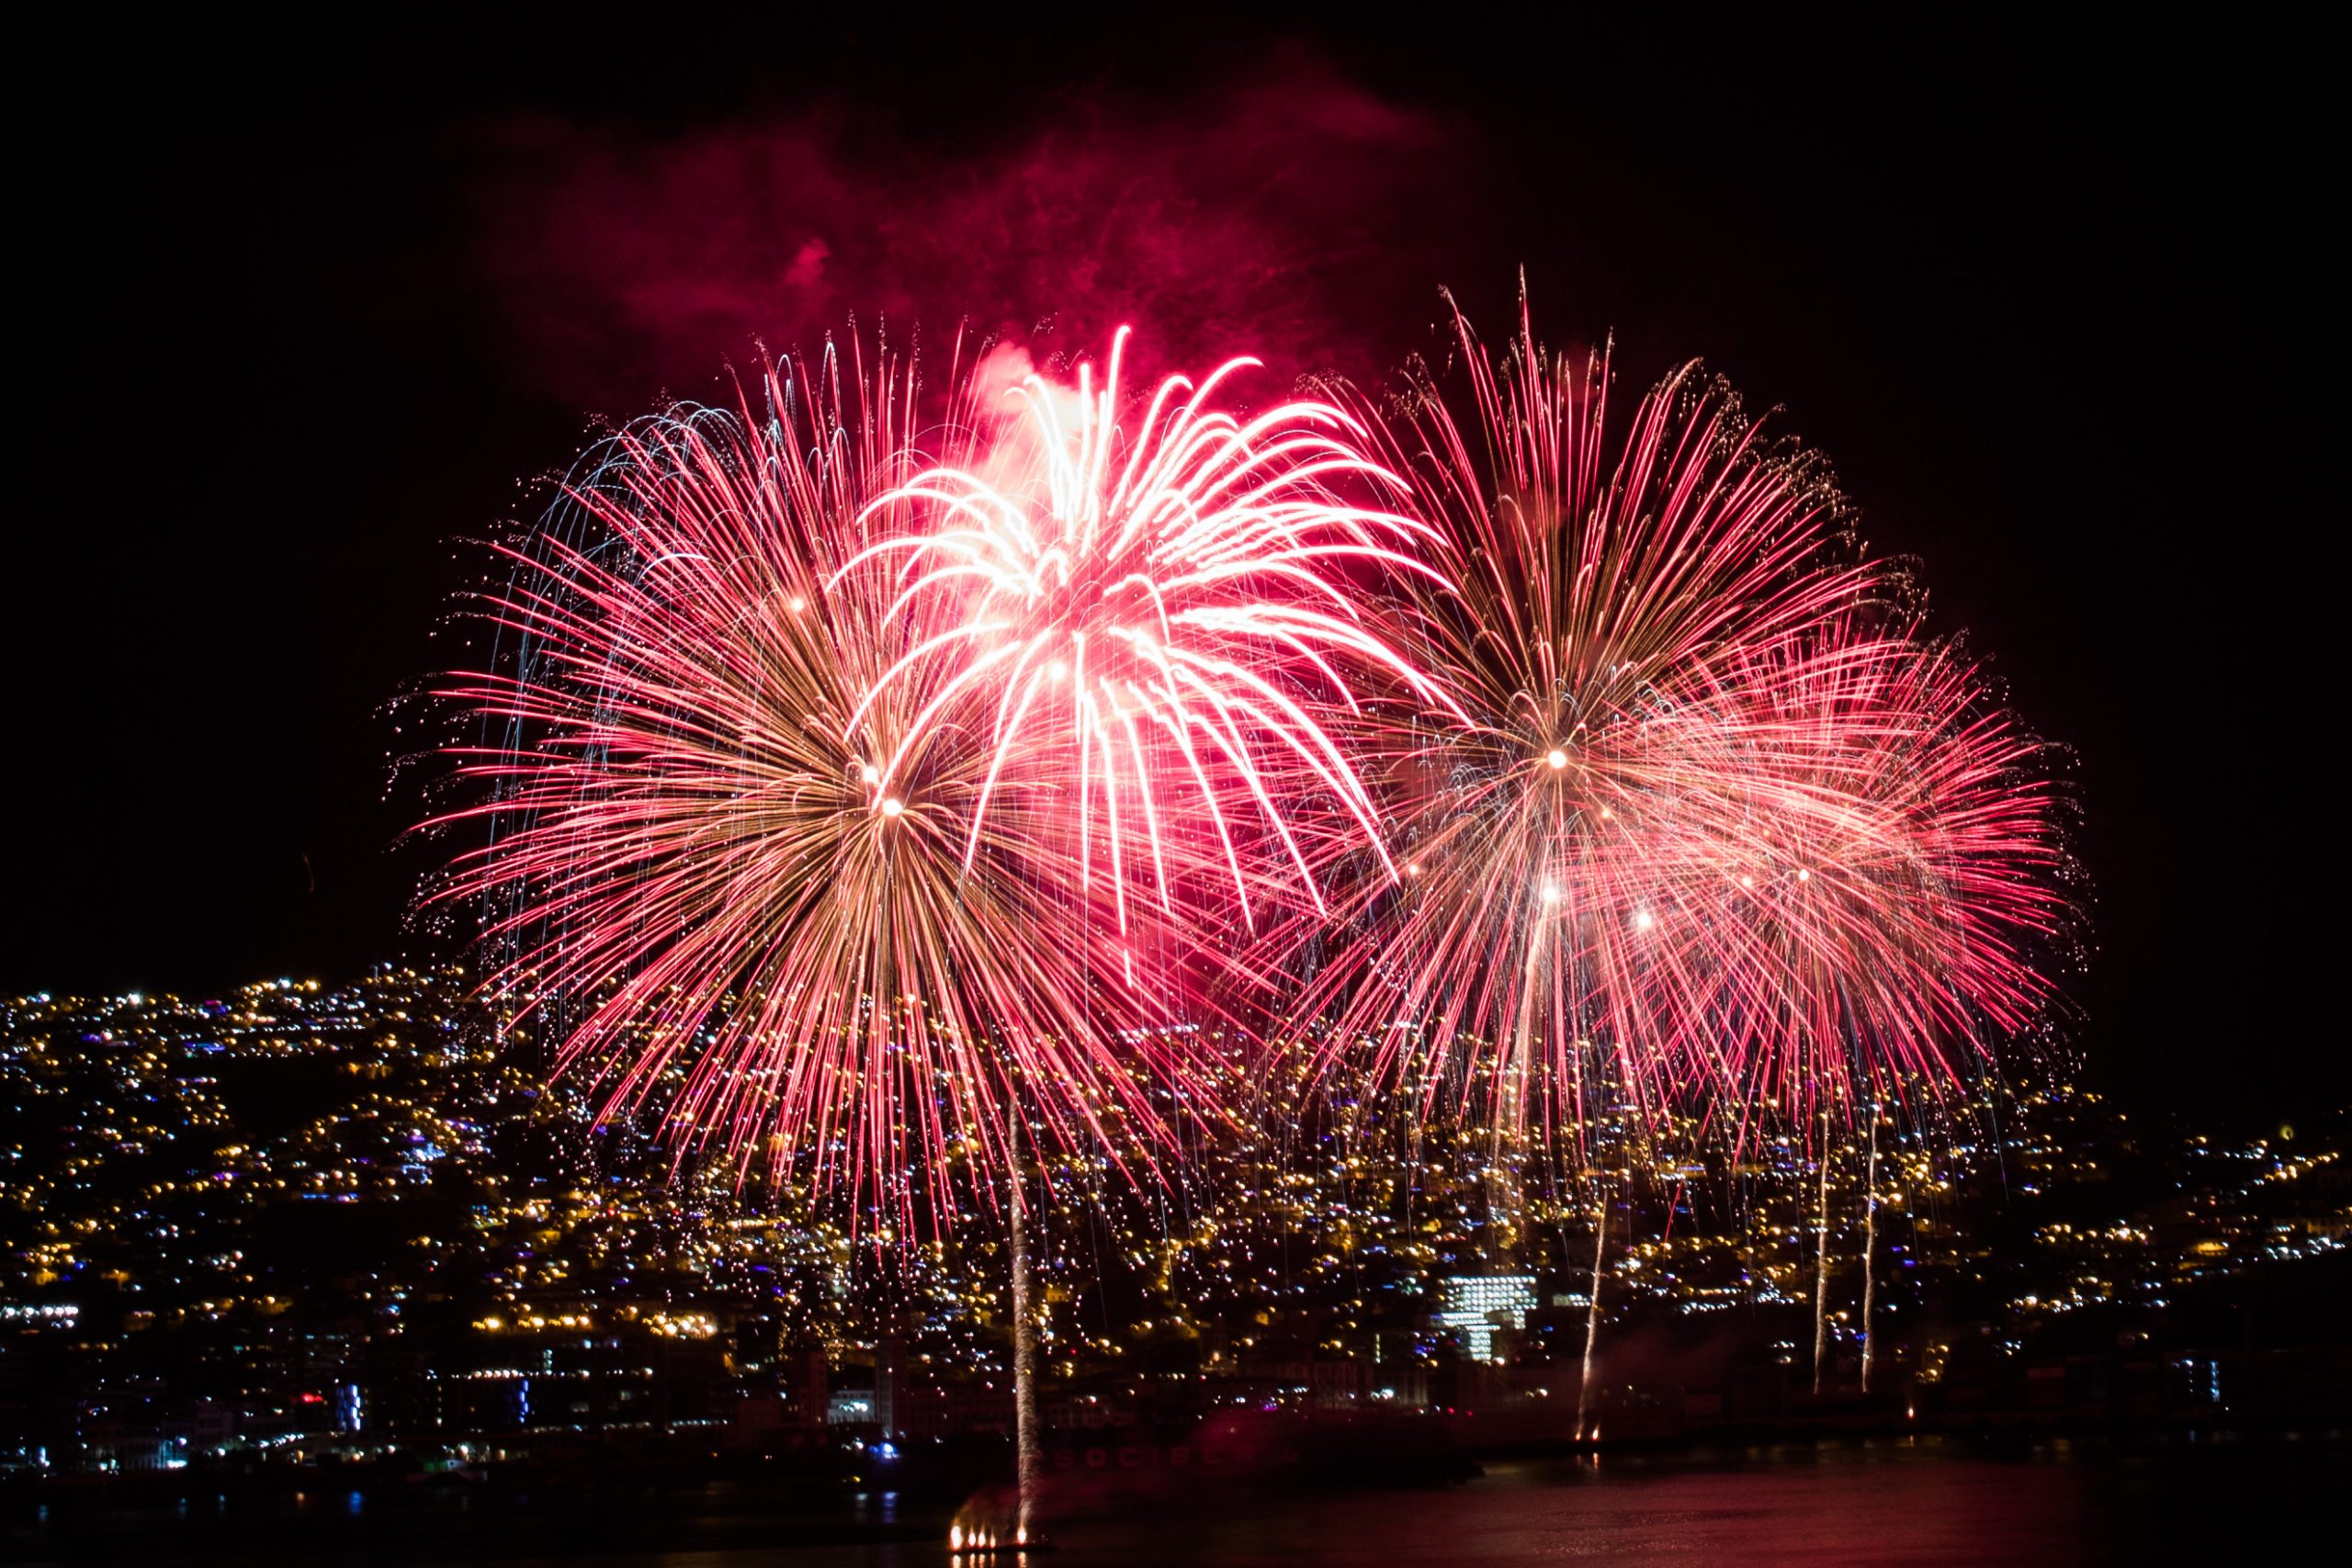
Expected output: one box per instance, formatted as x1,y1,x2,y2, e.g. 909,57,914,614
1648,622,2065,1119
834,329,1453,943
424,342,1207,1217
1290,298,2064,1143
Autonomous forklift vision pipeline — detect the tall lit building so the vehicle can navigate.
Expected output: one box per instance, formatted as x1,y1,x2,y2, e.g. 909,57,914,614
1439,1274,1537,1361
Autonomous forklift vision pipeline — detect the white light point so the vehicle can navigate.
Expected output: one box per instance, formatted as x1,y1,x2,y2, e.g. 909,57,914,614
1545,749,1568,770
880,797,905,818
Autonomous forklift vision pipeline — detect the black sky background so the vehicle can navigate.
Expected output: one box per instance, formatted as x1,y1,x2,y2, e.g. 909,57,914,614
10,15,2322,1119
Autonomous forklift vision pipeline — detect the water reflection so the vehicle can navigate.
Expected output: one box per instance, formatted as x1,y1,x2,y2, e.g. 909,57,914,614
6,1437,2325,1565
1012,1438,2317,1568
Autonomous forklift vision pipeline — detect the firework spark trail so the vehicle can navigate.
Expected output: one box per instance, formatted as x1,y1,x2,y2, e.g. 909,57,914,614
424,341,1216,1219
834,328,1457,946
1288,297,2064,1151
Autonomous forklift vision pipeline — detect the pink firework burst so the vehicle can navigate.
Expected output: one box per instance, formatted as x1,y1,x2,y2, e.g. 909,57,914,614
1648,622,2066,1118
1290,298,2064,1143
835,329,1454,943
424,340,1212,1216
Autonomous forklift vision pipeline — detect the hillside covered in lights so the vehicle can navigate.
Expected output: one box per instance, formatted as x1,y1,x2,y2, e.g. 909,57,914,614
3,967,2344,1477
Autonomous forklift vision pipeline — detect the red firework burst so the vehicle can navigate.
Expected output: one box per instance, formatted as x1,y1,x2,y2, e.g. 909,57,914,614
424,340,1213,1215
1289,299,2064,1143
834,329,1453,943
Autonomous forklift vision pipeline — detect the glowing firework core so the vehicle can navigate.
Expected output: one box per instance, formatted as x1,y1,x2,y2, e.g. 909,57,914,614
840,328,1451,936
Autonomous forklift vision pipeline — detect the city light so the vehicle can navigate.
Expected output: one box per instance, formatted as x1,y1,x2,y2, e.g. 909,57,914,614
0,972,2338,1483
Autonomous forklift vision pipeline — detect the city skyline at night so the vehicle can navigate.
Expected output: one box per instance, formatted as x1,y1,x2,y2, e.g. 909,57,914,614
6,964,2341,1483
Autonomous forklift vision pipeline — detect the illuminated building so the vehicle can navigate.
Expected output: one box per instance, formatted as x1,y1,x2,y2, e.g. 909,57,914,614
1438,1275,1536,1361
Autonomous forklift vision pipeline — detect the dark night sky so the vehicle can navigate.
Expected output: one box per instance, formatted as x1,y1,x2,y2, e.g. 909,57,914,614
11,16,2322,1118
